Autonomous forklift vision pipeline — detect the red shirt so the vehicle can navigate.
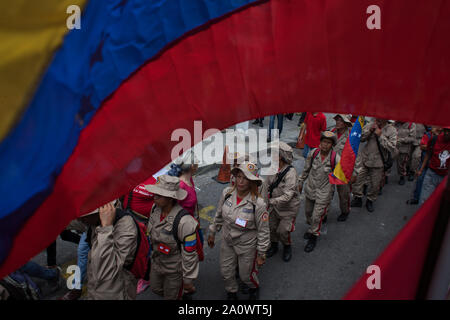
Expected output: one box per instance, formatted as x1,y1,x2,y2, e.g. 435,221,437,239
304,112,327,148
123,176,156,218
427,133,450,176
236,196,242,205
420,132,431,147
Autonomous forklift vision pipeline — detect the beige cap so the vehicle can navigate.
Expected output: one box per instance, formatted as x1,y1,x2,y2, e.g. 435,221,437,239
320,131,337,146
145,175,187,201
80,200,118,217
271,141,294,164
333,114,353,126
231,162,263,186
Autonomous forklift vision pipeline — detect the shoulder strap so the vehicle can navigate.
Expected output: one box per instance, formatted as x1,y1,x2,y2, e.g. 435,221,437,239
126,191,133,211
269,165,293,197
330,151,337,171
172,209,191,245
224,192,233,202
375,136,387,166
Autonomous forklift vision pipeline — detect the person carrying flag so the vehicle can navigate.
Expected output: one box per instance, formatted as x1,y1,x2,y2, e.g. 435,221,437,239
298,131,340,253
331,114,354,222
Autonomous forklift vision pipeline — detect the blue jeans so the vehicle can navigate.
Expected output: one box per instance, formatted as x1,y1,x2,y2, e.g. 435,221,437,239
20,261,57,281
268,114,284,140
419,169,445,204
413,167,427,201
77,232,90,287
303,144,312,159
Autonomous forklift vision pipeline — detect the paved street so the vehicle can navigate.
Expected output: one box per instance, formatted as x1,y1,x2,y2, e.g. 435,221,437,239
31,114,419,300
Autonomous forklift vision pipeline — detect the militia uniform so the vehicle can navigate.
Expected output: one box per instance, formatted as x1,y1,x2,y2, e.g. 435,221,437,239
145,175,199,300
351,120,397,211
209,162,270,300
298,131,340,253
395,122,416,184
332,114,353,221
263,142,301,262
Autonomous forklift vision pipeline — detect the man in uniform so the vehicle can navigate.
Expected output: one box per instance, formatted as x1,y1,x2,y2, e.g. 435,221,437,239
351,119,397,212
263,142,301,262
298,131,340,253
81,201,139,300
331,114,353,221
395,121,416,185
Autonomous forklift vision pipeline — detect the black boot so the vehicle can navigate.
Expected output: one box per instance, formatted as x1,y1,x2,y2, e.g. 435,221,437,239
252,119,260,125
304,235,317,253
399,176,405,185
282,245,292,262
337,212,349,222
366,199,374,212
227,292,238,300
350,197,362,207
240,282,250,294
248,288,259,300
266,242,279,258
303,232,312,240
259,122,264,128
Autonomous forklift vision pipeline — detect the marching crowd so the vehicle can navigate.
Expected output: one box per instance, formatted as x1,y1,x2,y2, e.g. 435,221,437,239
1,113,449,301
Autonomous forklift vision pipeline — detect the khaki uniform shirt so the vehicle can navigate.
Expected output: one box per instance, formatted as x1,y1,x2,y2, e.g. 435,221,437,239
333,127,350,156
147,204,199,284
209,188,270,255
395,122,416,153
87,215,138,300
298,149,341,203
262,164,301,218
359,122,398,168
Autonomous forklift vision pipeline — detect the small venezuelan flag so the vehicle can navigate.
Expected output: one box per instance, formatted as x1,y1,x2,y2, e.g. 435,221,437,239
329,116,365,185
184,234,197,253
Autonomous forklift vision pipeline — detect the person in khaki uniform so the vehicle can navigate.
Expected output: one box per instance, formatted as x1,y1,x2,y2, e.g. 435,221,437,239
351,119,398,212
79,201,138,300
262,142,300,262
208,162,270,300
332,114,353,222
145,175,199,300
298,131,340,253
395,121,416,185
409,123,426,180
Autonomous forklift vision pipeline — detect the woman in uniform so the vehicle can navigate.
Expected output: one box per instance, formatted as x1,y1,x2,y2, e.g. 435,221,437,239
146,175,200,300
208,162,270,300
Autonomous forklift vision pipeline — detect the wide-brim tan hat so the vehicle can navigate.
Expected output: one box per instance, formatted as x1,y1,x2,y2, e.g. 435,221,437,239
333,114,353,126
231,162,263,186
320,131,337,146
145,174,187,201
80,200,117,217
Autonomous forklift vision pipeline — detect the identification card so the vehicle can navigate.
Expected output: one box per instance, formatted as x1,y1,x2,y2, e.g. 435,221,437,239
158,243,171,255
235,217,248,228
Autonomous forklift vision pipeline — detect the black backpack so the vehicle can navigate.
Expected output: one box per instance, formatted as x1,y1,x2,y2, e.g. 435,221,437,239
0,270,41,300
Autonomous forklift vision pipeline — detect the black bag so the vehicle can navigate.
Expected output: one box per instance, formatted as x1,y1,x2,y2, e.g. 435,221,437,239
0,270,41,300
375,136,394,172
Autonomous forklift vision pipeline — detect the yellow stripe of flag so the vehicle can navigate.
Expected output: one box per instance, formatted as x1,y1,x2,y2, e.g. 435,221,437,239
0,0,86,141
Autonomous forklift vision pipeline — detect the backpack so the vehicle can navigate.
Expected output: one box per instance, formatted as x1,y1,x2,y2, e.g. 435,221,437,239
172,209,205,262
115,209,151,280
0,270,41,300
375,136,394,172
311,149,337,171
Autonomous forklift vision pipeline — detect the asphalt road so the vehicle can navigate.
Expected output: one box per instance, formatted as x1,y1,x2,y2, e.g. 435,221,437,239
30,114,419,300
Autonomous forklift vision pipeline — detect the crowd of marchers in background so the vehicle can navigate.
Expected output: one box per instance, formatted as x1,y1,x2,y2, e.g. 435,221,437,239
1,113,449,301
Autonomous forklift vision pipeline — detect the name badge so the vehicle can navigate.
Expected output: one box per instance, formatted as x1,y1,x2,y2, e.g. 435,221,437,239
235,217,248,228
158,243,171,255
242,208,253,213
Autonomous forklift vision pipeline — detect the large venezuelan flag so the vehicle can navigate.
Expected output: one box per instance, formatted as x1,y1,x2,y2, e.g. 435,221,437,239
1,0,450,295
329,116,365,185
